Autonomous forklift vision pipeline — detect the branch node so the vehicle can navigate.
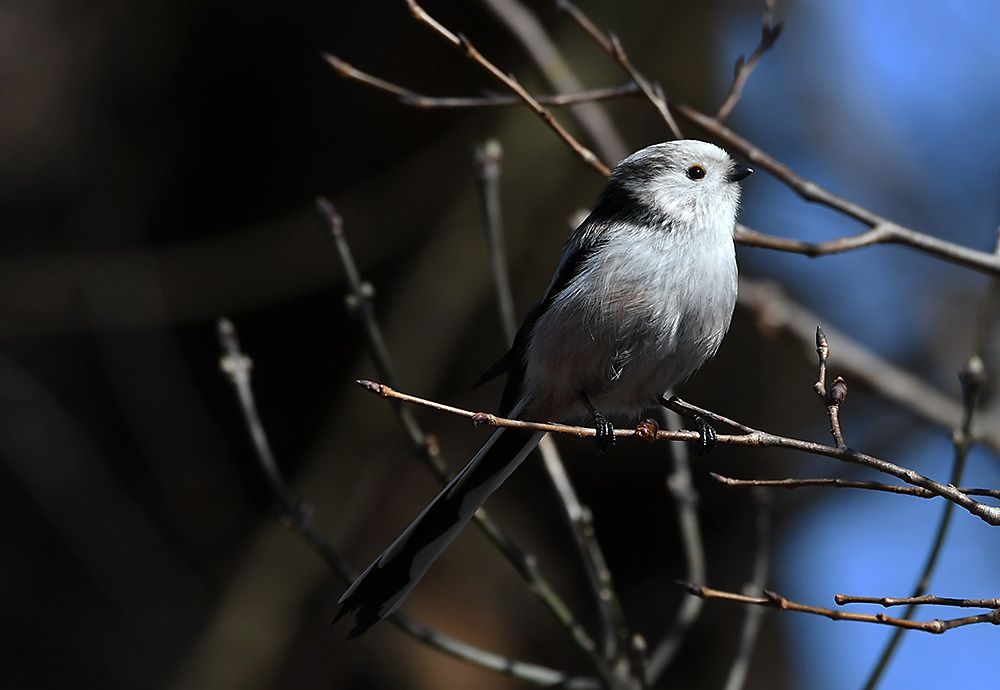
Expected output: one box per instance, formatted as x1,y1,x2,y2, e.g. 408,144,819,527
472,411,499,427
635,418,660,443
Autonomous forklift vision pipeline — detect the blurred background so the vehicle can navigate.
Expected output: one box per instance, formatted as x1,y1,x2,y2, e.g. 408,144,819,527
2,1,999,689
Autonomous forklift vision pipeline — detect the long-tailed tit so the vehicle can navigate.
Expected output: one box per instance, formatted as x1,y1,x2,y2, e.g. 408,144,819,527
336,139,752,637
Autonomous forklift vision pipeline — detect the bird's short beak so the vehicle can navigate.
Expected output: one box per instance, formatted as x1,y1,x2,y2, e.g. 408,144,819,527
727,165,753,182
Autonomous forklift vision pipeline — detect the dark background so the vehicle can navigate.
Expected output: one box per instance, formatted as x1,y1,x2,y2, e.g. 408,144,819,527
3,1,998,689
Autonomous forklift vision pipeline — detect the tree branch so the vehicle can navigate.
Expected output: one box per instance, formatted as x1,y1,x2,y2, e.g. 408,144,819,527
682,585,1000,634
716,0,783,122
405,0,610,177
357,379,1000,526
709,474,1000,501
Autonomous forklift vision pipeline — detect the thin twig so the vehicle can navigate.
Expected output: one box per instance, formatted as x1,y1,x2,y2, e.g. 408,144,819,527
472,140,517,345
319,199,613,680
716,0,783,121
217,319,595,687
317,198,440,468
722,489,771,690
405,0,611,177
607,34,682,140
710,474,1000,501
556,0,681,139
479,0,627,163
542,444,633,671
357,379,1000,526
646,408,706,682
556,0,613,53
682,585,1000,634
861,356,986,690
836,594,1000,609
813,326,848,449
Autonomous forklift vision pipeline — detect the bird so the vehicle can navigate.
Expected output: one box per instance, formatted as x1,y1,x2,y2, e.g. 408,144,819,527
335,139,752,637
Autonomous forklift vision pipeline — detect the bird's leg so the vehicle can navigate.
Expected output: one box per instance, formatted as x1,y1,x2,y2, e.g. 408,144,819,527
660,395,717,457
579,391,615,452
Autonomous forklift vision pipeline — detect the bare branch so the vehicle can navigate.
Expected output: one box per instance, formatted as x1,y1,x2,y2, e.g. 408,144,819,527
607,34,683,139
812,326,849,449
405,0,611,177
357,379,1000,526
836,594,1000,609
710,473,1000,501
471,140,517,345
716,0,783,121
722,490,771,690
683,585,1000,634
733,224,1000,278
557,0,682,138
358,378,700,441
646,409,707,681
479,0,627,162
325,55,641,108
318,198,438,465
674,111,1000,277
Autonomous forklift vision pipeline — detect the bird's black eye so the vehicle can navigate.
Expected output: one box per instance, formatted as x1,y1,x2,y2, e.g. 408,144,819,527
687,165,706,180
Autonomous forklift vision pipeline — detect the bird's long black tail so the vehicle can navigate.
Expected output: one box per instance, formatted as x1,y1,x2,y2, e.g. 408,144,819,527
334,424,544,637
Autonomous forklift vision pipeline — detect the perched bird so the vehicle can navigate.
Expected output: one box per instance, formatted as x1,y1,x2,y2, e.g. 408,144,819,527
336,139,752,637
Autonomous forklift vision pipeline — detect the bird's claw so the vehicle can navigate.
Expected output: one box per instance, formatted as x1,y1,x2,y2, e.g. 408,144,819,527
593,412,616,453
691,414,717,458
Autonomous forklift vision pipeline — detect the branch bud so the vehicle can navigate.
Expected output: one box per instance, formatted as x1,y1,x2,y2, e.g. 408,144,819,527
830,377,848,405
815,325,829,351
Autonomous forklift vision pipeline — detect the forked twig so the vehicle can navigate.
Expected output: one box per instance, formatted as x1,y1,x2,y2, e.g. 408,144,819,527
716,0,783,121
557,1,681,139
405,0,610,177
608,34,683,139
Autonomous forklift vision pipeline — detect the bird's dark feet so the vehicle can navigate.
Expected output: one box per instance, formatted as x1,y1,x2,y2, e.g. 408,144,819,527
592,411,616,452
580,391,615,452
690,413,717,458
661,395,717,458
